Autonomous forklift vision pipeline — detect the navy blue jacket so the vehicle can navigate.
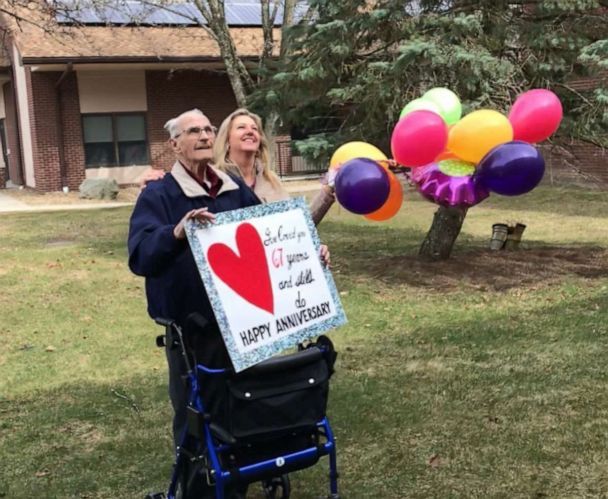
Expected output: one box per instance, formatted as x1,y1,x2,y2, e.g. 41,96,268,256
128,163,260,326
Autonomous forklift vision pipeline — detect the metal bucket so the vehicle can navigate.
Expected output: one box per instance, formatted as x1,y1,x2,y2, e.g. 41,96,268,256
505,223,527,250
489,223,509,251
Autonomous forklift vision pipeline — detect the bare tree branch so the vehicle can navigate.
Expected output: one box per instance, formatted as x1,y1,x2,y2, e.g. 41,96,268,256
138,0,216,39
270,0,281,25
554,82,594,106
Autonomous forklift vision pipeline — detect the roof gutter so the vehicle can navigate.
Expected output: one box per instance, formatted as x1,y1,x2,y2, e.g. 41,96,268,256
22,55,262,65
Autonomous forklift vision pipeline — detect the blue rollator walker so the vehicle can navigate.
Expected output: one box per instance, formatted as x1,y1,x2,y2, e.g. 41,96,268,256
146,312,340,499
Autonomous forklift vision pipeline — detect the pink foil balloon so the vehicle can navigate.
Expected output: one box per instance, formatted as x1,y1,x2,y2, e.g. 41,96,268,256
413,163,489,207
508,89,563,143
391,110,448,167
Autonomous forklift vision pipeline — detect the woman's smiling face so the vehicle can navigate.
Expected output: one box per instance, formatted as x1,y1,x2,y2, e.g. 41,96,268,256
228,115,261,155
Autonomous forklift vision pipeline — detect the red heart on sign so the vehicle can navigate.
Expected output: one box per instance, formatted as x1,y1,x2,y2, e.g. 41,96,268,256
207,222,274,314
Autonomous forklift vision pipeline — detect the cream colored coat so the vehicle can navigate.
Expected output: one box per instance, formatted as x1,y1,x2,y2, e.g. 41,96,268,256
252,168,334,226
252,168,290,203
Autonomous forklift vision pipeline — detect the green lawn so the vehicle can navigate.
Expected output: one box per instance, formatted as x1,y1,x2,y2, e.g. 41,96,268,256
1,185,607,498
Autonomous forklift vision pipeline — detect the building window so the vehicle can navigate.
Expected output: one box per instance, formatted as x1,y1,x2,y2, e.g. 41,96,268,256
82,113,149,167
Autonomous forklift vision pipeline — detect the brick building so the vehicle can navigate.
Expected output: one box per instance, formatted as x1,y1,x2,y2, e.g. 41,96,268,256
0,2,314,192
0,2,604,192
538,72,608,188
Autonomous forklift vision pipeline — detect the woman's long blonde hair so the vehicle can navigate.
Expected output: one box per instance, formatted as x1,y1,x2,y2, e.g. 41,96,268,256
213,108,281,188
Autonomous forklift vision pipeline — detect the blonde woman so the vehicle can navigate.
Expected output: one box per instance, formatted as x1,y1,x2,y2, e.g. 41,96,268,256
213,108,335,225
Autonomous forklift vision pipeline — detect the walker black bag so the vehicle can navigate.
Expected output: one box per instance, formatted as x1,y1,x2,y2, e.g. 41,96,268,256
201,345,333,442
227,350,330,440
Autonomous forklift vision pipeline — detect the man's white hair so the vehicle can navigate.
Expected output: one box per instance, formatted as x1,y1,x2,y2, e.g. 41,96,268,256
164,108,208,139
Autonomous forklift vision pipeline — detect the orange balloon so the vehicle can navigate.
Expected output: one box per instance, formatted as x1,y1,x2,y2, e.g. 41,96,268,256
447,109,513,164
365,170,403,221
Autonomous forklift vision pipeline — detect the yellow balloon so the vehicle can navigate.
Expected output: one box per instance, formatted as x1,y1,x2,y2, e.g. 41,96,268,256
329,141,387,170
448,110,513,164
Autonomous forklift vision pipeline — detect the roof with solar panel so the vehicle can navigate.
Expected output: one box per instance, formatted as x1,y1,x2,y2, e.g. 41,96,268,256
55,0,291,27
0,1,308,63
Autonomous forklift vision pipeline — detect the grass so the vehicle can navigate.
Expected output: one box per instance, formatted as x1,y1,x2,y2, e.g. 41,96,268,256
0,185,607,498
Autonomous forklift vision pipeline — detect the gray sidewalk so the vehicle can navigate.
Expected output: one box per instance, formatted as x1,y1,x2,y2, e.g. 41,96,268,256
0,180,321,214
0,190,133,214
0,191,30,212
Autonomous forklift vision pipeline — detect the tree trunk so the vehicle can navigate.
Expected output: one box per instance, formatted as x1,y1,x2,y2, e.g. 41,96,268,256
216,35,249,107
264,1,296,154
280,0,297,58
419,205,468,260
259,0,276,73
195,0,253,107
190,0,297,108
265,110,281,171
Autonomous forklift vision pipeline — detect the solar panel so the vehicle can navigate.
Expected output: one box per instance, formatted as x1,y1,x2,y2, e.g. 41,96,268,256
54,0,306,26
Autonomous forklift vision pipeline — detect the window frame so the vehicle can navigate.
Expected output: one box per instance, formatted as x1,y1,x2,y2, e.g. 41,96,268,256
81,112,150,168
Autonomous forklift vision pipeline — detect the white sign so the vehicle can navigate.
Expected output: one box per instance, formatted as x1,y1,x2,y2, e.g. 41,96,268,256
186,198,346,372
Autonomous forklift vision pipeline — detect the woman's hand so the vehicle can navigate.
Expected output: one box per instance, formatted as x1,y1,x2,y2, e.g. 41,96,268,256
139,168,166,191
319,244,331,267
173,208,216,240
322,184,336,198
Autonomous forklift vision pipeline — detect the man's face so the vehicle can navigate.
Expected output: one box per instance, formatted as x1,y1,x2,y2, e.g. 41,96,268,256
171,113,216,166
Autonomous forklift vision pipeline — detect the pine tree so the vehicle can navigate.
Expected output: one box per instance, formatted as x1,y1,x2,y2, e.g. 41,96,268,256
254,0,607,259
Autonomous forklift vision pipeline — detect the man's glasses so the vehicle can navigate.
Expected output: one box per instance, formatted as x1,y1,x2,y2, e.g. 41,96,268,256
174,125,217,138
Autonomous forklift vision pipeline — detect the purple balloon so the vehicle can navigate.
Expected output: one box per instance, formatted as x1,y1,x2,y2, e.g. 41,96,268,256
335,158,390,214
413,163,489,207
476,141,545,196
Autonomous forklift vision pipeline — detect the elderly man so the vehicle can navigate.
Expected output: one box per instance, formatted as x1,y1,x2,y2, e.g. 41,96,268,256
128,109,260,449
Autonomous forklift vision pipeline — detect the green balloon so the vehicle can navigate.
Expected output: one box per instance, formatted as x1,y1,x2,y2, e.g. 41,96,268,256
423,87,462,125
438,159,475,177
399,98,442,119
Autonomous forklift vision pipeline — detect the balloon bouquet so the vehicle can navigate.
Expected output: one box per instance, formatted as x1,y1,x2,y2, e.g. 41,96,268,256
330,87,563,218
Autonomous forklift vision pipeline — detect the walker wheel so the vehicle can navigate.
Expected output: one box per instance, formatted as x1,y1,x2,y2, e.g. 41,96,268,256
262,474,291,499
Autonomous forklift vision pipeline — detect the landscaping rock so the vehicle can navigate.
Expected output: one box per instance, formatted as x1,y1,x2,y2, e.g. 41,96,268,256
79,178,119,200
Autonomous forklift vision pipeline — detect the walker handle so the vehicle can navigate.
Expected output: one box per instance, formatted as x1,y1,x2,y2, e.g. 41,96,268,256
154,317,175,328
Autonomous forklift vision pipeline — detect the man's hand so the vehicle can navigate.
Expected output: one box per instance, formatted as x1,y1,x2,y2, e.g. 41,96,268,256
319,244,331,267
139,168,166,191
173,208,216,240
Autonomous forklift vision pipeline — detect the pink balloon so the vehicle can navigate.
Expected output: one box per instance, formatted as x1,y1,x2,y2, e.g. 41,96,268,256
391,110,448,167
508,89,563,143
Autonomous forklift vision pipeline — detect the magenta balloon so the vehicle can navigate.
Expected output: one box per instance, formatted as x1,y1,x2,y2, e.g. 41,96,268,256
508,89,563,143
391,110,448,167
334,158,390,214
476,141,545,196
413,163,489,207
